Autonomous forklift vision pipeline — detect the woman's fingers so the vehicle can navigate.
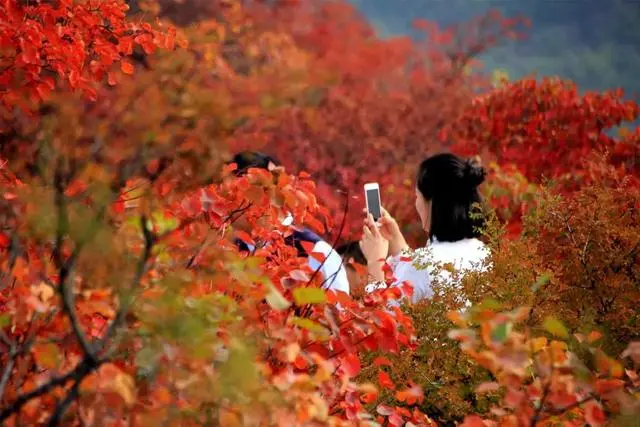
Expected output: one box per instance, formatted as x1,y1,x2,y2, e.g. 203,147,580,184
364,213,375,229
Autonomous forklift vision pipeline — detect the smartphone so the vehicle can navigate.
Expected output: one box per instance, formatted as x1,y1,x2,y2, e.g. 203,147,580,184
364,182,382,221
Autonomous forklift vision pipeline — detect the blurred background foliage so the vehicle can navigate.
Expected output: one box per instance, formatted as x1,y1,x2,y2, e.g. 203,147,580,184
352,0,640,95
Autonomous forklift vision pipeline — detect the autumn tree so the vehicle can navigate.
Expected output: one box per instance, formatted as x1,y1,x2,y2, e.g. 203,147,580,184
1,0,639,426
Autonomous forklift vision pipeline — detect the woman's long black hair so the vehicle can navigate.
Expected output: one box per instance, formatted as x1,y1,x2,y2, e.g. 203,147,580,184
416,153,487,242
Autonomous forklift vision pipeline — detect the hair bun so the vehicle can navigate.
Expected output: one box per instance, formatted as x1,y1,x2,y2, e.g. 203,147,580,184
462,156,486,187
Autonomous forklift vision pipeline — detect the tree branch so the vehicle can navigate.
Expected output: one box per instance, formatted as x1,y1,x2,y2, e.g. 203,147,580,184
98,215,155,350
0,355,102,424
53,163,97,363
45,380,81,427
0,333,17,400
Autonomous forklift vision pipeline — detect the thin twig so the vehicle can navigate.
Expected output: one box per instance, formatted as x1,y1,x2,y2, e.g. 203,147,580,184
45,380,81,427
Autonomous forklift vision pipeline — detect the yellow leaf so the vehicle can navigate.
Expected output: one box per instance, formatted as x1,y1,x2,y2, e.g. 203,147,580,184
112,371,136,406
32,281,54,302
265,284,291,311
543,317,568,338
530,337,548,352
100,364,136,406
284,342,300,362
32,342,61,369
292,287,326,305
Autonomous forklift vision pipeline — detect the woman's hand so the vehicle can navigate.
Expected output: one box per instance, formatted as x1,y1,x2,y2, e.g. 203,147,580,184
375,207,409,257
359,214,389,282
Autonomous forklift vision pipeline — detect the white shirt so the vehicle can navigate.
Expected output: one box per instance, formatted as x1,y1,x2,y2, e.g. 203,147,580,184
244,214,350,295
365,238,489,304
306,240,350,294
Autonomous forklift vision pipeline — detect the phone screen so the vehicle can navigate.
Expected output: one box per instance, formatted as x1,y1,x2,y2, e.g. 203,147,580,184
366,188,381,220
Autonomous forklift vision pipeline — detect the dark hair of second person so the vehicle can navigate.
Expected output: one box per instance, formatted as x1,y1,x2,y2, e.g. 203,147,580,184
336,241,367,298
416,153,487,242
228,151,280,176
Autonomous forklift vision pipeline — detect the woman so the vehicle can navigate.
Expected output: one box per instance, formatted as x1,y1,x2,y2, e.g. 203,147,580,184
359,153,489,304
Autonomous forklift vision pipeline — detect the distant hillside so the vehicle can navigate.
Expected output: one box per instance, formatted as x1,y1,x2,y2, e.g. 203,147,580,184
350,0,640,96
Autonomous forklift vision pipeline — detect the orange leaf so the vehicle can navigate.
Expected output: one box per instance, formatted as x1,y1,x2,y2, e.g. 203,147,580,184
219,408,241,427
151,387,173,405
395,383,423,405
447,310,467,327
304,215,325,234
120,61,134,75
587,330,603,343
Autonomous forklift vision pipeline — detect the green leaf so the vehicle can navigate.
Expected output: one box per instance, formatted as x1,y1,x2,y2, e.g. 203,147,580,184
0,313,10,328
543,317,569,338
152,211,178,235
265,285,291,311
492,322,511,343
532,273,551,292
477,298,502,311
219,340,258,398
292,287,326,305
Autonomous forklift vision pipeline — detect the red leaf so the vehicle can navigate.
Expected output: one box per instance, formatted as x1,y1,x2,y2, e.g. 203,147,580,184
0,232,10,249
107,72,117,86
68,69,80,88
594,379,624,396
376,404,393,416
164,27,176,50
118,37,134,55
373,356,392,367
113,199,125,214
300,240,315,254
65,179,87,197
181,196,202,217
585,401,606,427
378,371,395,390
460,415,486,427
341,353,361,377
